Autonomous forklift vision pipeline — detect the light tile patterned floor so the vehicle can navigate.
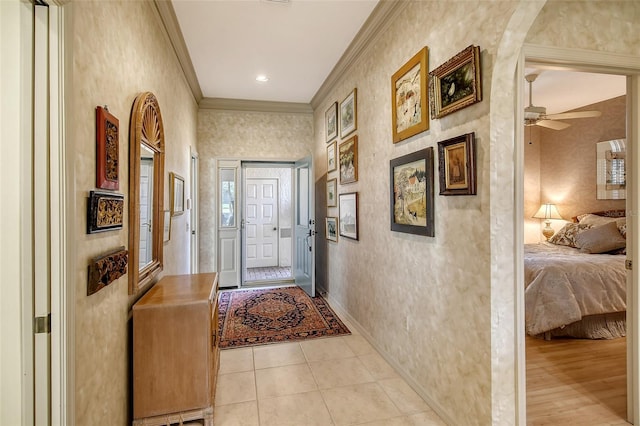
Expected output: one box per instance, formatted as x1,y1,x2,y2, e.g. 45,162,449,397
246,266,292,281
214,316,446,426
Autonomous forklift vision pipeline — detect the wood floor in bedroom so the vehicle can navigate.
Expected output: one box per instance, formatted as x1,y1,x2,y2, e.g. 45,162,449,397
526,336,629,425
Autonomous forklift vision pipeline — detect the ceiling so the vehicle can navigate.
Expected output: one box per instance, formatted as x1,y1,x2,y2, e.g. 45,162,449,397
172,0,379,104
169,1,626,111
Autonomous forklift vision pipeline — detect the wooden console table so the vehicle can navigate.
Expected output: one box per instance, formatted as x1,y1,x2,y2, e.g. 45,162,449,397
132,273,219,425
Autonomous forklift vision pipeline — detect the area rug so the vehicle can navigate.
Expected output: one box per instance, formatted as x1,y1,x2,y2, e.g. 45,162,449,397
218,286,350,348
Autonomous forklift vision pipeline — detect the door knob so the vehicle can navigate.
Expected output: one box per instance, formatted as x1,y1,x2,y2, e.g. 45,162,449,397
273,227,277,231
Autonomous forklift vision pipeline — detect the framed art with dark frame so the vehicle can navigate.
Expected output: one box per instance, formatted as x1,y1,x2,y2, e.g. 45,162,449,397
390,147,434,236
339,192,358,240
327,141,337,173
437,132,476,196
339,135,358,184
326,217,338,242
327,178,337,207
391,47,429,144
325,102,338,142
87,190,125,234
96,106,120,190
429,45,482,119
170,172,185,216
340,88,357,138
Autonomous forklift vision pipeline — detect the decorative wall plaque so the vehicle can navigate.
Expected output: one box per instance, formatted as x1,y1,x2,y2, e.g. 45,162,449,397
88,247,128,296
96,106,120,190
87,190,124,233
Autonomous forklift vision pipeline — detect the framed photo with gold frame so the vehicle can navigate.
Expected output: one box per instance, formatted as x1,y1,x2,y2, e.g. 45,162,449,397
170,172,185,216
327,178,337,207
327,141,337,173
326,217,338,242
437,132,476,196
429,45,482,119
340,89,357,138
96,106,119,190
339,135,358,185
325,102,338,142
391,47,429,144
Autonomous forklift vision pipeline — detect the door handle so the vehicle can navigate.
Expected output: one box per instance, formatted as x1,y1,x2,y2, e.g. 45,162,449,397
273,227,277,231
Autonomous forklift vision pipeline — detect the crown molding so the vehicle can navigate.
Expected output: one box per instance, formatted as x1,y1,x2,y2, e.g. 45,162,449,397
153,0,203,103
199,97,313,114
310,0,409,110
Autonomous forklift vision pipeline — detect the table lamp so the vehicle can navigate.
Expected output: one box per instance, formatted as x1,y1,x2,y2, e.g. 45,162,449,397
532,203,563,240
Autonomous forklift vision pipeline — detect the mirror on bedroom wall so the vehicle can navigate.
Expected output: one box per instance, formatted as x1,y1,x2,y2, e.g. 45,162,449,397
596,138,626,200
128,92,165,295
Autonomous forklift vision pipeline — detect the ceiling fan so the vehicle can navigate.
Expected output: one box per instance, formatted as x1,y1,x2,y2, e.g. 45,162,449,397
524,73,602,130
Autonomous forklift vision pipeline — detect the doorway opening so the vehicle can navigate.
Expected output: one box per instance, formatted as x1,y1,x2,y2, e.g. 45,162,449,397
242,162,295,286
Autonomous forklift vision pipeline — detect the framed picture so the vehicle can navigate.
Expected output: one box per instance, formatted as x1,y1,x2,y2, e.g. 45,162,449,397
340,88,357,138
327,178,337,207
596,138,626,200
87,246,128,296
327,141,337,173
170,172,185,216
391,47,429,144
429,45,482,119
438,132,477,196
87,190,124,234
390,147,434,236
163,210,171,242
325,102,338,142
95,106,119,190
339,135,358,185
326,217,338,242
339,192,358,240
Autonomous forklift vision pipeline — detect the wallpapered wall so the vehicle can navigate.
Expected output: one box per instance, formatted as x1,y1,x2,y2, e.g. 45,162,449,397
69,1,197,424
197,110,313,275
524,96,627,243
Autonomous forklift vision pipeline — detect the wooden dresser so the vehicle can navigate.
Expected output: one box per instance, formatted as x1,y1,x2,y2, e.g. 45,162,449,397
132,273,219,425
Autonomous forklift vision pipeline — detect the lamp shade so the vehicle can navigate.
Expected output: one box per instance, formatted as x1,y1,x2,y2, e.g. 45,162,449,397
532,203,563,220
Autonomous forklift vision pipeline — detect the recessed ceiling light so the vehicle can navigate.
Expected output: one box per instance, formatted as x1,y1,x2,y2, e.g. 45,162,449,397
256,75,269,83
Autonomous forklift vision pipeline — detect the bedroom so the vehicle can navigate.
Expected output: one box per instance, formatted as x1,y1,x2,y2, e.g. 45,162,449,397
522,68,628,424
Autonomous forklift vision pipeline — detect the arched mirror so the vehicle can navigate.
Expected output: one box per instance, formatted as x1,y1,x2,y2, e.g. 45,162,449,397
129,92,165,294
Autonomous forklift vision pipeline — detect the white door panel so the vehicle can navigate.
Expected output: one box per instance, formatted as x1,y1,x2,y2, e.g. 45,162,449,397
245,178,279,268
294,157,315,297
217,161,241,287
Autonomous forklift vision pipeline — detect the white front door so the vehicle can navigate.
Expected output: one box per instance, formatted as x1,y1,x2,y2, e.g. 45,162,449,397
139,157,154,268
294,157,315,297
245,178,279,268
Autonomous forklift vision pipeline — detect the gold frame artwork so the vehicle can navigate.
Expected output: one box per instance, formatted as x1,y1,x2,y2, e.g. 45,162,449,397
391,47,429,144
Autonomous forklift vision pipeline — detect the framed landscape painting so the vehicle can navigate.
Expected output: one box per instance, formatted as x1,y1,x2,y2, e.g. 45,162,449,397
327,178,337,207
339,192,358,240
390,147,434,236
391,47,429,143
326,217,338,242
327,141,337,173
339,135,358,184
437,132,476,195
325,102,338,142
340,88,357,138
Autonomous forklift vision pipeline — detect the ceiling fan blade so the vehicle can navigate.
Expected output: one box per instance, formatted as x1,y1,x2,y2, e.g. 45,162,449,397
536,119,571,130
544,110,602,120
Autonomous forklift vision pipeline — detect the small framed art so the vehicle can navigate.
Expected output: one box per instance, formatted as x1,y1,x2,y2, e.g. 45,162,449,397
390,147,434,236
391,47,429,143
327,178,337,207
430,45,482,119
339,192,358,240
325,102,338,142
340,88,357,138
87,246,128,296
339,135,358,185
326,217,338,242
96,106,120,190
327,141,337,173
437,132,477,196
163,210,171,242
170,172,185,216
87,190,125,234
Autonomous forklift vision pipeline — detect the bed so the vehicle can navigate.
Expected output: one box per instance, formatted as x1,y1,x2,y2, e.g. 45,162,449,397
524,210,627,339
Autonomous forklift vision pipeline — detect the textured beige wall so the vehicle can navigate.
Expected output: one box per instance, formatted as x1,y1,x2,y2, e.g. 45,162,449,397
69,1,197,424
525,96,626,243
197,110,313,274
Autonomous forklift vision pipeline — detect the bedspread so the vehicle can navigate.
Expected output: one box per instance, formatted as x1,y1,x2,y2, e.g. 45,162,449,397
524,242,626,336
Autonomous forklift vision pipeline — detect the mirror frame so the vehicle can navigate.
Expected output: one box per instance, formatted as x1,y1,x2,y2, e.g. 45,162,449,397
129,92,165,295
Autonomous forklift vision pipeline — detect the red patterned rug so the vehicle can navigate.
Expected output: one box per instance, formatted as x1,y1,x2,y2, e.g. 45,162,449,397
218,286,350,348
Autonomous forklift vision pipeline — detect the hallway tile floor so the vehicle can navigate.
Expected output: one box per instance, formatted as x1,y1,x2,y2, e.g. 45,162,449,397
214,316,446,425
246,266,292,281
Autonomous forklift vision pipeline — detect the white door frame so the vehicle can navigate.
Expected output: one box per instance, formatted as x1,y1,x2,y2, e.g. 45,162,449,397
190,148,199,273
516,44,640,424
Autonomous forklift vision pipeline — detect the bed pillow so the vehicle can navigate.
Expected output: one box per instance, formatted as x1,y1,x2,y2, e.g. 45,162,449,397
578,213,626,238
575,221,626,254
548,223,592,247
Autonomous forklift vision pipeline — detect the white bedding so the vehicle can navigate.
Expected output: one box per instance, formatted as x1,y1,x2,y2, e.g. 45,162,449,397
524,242,626,336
